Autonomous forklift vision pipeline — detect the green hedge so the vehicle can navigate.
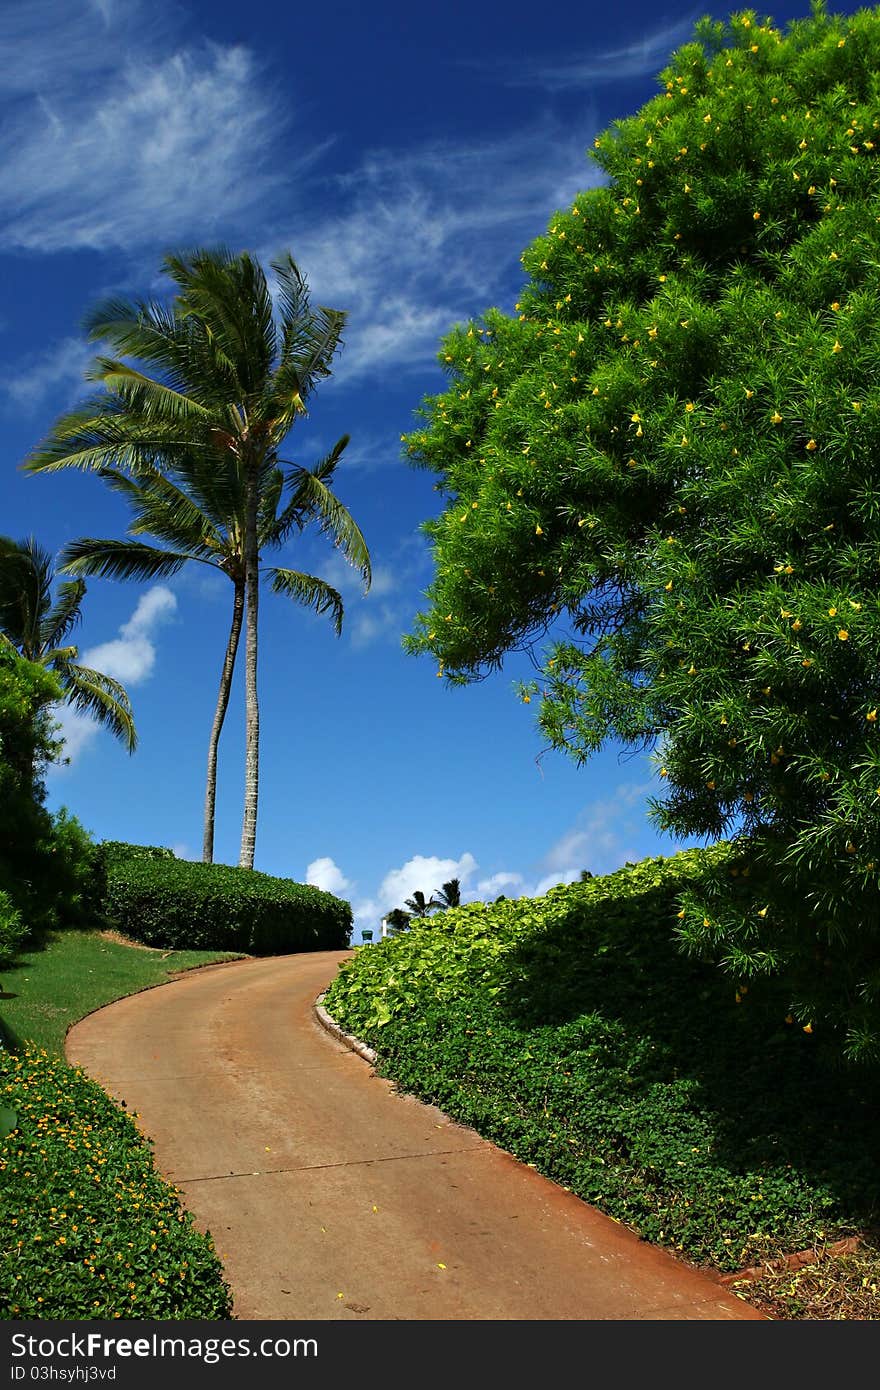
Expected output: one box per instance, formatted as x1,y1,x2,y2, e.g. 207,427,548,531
104,857,352,954
100,840,176,866
0,1047,231,1319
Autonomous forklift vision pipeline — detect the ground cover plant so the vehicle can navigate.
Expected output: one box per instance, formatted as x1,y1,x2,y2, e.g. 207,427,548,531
0,929,243,1055
0,1047,231,1319
323,847,880,1317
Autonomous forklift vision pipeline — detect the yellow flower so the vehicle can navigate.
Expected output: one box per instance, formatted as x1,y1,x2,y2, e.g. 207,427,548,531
535,524,544,536
838,629,849,640
664,580,674,591
867,709,878,721
753,210,761,220
828,606,838,616
685,402,695,413
803,1022,813,1034
771,411,783,424
806,439,817,451
832,341,843,353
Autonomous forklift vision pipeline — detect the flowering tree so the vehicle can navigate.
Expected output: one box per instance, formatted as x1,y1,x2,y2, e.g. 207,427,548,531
403,4,880,1057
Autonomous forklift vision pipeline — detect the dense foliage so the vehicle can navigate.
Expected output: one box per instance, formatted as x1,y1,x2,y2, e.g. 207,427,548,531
104,854,352,953
325,849,880,1274
403,4,880,1056
0,1047,231,1318
100,840,176,867
0,649,102,965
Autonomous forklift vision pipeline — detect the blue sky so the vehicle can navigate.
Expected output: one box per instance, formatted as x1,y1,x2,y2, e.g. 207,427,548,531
1,0,860,940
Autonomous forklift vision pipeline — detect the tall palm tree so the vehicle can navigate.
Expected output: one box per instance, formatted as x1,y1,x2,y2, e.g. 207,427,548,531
0,536,136,752
402,889,440,919
434,878,462,909
60,434,362,862
27,248,369,867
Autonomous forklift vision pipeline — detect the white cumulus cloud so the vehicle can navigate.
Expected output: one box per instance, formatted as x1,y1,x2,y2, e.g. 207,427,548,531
306,856,352,898
476,871,525,899
82,587,177,685
53,585,177,767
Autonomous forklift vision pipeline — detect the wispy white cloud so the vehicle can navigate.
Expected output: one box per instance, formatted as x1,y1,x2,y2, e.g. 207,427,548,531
276,119,600,383
495,13,701,89
53,585,177,766
303,540,429,652
1,337,94,414
0,2,295,253
542,783,652,879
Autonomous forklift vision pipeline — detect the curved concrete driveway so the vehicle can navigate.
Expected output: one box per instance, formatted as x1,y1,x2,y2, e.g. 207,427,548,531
66,951,762,1321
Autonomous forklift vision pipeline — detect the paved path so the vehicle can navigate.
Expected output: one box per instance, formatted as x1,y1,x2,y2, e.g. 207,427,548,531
66,952,763,1321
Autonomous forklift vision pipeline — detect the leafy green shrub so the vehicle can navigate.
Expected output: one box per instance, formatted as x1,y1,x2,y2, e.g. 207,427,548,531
100,840,176,867
0,1047,231,1318
325,847,880,1271
0,650,103,941
0,892,25,970
104,858,352,954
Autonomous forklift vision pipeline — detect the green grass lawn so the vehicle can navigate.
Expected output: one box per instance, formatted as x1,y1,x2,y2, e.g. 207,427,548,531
0,930,243,1054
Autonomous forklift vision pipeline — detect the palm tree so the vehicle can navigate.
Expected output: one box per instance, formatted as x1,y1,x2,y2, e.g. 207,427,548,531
434,878,462,909
0,536,136,752
402,889,440,919
59,434,361,862
27,248,369,867
384,907,411,936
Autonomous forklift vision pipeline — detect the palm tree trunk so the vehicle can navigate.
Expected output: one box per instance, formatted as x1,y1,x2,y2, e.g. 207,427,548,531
239,453,261,869
202,580,244,863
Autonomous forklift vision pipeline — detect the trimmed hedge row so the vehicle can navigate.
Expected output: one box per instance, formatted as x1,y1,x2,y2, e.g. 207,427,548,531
0,1047,231,1319
100,840,176,866
103,855,352,954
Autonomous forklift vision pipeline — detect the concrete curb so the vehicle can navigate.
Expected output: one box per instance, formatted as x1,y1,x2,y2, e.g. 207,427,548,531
314,992,377,1065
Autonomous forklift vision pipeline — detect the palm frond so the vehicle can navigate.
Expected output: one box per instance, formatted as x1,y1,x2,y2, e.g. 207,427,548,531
168,249,275,395
59,539,194,583
265,436,350,547
283,466,371,587
0,536,53,657
266,569,345,636
55,662,137,753
25,399,201,476
88,359,211,425
40,578,86,650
